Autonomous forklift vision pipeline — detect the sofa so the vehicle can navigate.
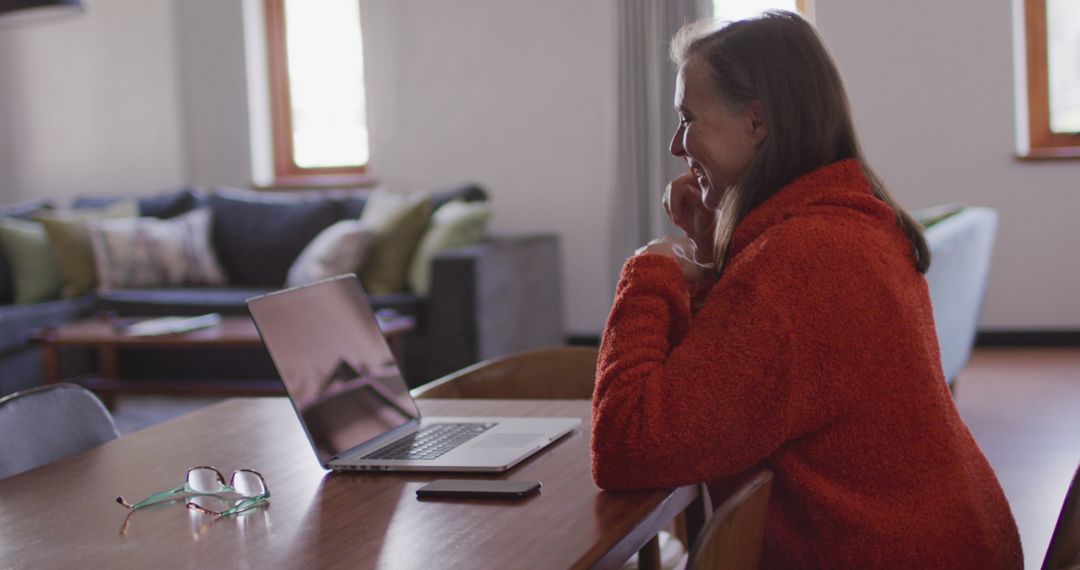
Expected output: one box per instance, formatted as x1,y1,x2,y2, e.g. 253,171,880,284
0,184,564,396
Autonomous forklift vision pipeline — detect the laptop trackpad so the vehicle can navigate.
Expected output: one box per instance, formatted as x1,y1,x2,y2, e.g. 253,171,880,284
471,434,546,448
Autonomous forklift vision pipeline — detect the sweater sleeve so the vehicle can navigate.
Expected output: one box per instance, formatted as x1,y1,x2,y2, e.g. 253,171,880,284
591,247,833,491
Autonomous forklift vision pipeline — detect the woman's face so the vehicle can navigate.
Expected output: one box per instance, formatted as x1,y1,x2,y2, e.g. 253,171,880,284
669,56,766,209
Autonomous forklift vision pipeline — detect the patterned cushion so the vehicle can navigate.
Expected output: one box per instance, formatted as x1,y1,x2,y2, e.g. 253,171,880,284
286,219,376,287
87,208,227,290
36,201,138,297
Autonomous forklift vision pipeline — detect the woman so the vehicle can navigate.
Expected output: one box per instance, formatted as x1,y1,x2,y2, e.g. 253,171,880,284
591,12,1022,569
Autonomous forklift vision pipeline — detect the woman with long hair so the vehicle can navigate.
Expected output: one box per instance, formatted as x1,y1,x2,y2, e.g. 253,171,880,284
591,12,1021,568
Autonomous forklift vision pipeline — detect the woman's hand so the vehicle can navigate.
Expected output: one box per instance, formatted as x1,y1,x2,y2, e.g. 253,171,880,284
636,235,715,283
663,172,717,264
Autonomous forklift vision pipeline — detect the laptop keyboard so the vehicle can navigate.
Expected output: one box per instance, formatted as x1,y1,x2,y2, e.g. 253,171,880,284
362,422,496,461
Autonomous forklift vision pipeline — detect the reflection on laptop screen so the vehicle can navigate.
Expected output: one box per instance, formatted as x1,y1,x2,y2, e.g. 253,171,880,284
248,276,420,463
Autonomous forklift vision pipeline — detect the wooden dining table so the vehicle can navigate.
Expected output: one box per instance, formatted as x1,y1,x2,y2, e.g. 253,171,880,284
0,398,704,569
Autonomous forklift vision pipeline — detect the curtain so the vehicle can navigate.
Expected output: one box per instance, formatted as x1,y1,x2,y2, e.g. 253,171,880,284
609,0,710,293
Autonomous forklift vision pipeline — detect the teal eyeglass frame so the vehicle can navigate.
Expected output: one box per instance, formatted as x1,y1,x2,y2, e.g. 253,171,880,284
116,466,270,517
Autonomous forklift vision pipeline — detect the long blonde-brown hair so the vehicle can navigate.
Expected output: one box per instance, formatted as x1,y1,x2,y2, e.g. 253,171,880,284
670,12,930,274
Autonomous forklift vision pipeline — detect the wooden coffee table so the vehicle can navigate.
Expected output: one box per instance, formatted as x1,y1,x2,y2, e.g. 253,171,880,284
32,313,416,405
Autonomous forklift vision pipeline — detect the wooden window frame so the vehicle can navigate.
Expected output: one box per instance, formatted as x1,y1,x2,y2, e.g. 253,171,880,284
263,0,374,187
1023,0,1080,159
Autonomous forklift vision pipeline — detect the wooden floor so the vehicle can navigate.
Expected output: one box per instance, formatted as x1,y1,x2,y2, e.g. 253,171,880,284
955,347,1080,569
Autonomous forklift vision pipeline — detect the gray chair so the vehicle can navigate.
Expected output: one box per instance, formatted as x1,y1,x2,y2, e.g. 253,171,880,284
0,383,120,479
919,206,998,391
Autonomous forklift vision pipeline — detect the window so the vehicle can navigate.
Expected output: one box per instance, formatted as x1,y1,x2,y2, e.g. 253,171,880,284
1023,0,1080,158
264,0,371,184
712,0,808,22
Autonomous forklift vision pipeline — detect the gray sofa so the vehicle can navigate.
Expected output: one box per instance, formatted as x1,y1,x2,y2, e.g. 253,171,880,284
0,185,564,395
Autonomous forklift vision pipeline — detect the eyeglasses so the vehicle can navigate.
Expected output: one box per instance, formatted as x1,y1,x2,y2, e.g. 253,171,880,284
116,466,270,517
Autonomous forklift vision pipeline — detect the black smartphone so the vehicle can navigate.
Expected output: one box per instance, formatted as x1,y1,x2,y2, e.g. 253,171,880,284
416,479,541,500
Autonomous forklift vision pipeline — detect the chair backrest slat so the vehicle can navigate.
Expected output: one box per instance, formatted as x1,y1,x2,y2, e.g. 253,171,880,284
687,470,773,570
411,346,598,400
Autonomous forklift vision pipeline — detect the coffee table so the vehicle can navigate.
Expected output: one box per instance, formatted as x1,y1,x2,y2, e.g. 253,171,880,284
32,312,416,405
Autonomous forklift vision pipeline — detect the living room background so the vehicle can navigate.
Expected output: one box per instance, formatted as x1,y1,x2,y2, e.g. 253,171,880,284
0,0,1076,337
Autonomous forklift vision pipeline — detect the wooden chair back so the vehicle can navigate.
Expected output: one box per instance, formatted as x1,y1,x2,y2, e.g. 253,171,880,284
1043,463,1080,570
686,471,773,570
411,346,598,400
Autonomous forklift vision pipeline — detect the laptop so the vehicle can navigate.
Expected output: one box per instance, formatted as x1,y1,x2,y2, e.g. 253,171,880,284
246,275,581,472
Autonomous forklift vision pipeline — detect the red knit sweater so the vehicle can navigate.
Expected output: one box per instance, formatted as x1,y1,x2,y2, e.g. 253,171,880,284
591,160,1022,569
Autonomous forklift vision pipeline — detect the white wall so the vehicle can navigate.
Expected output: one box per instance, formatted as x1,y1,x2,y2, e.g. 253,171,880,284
0,0,186,203
816,0,1080,330
360,0,1080,334
2,0,1077,334
172,0,253,188
361,0,618,335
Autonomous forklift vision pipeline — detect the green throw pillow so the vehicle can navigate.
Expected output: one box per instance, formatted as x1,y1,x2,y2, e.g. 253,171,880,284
407,201,492,296
37,201,138,297
915,204,965,229
358,189,433,295
0,217,65,304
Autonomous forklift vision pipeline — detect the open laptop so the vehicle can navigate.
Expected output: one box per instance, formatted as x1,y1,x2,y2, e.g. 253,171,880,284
246,275,580,472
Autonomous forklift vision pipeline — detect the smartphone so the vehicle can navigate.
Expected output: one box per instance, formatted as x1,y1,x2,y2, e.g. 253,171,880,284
415,479,541,500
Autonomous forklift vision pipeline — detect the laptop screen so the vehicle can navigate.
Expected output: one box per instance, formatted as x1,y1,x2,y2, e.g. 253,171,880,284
247,275,421,464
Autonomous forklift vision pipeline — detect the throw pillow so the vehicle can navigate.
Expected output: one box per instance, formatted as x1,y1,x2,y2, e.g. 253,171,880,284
285,219,376,287
136,188,203,219
0,199,54,218
358,189,433,295
0,217,65,304
87,208,228,290
0,199,55,304
407,201,492,296
915,204,966,228
207,189,343,287
37,201,138,297
75,188,202,219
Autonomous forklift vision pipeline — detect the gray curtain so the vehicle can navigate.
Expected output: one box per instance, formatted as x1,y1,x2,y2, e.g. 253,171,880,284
609,0,711,292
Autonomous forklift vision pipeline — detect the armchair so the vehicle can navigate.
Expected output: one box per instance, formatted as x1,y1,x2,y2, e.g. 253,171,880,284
919,206,998,391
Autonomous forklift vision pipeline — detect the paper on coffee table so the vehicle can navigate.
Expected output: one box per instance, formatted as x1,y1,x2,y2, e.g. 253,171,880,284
124,313,223,336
